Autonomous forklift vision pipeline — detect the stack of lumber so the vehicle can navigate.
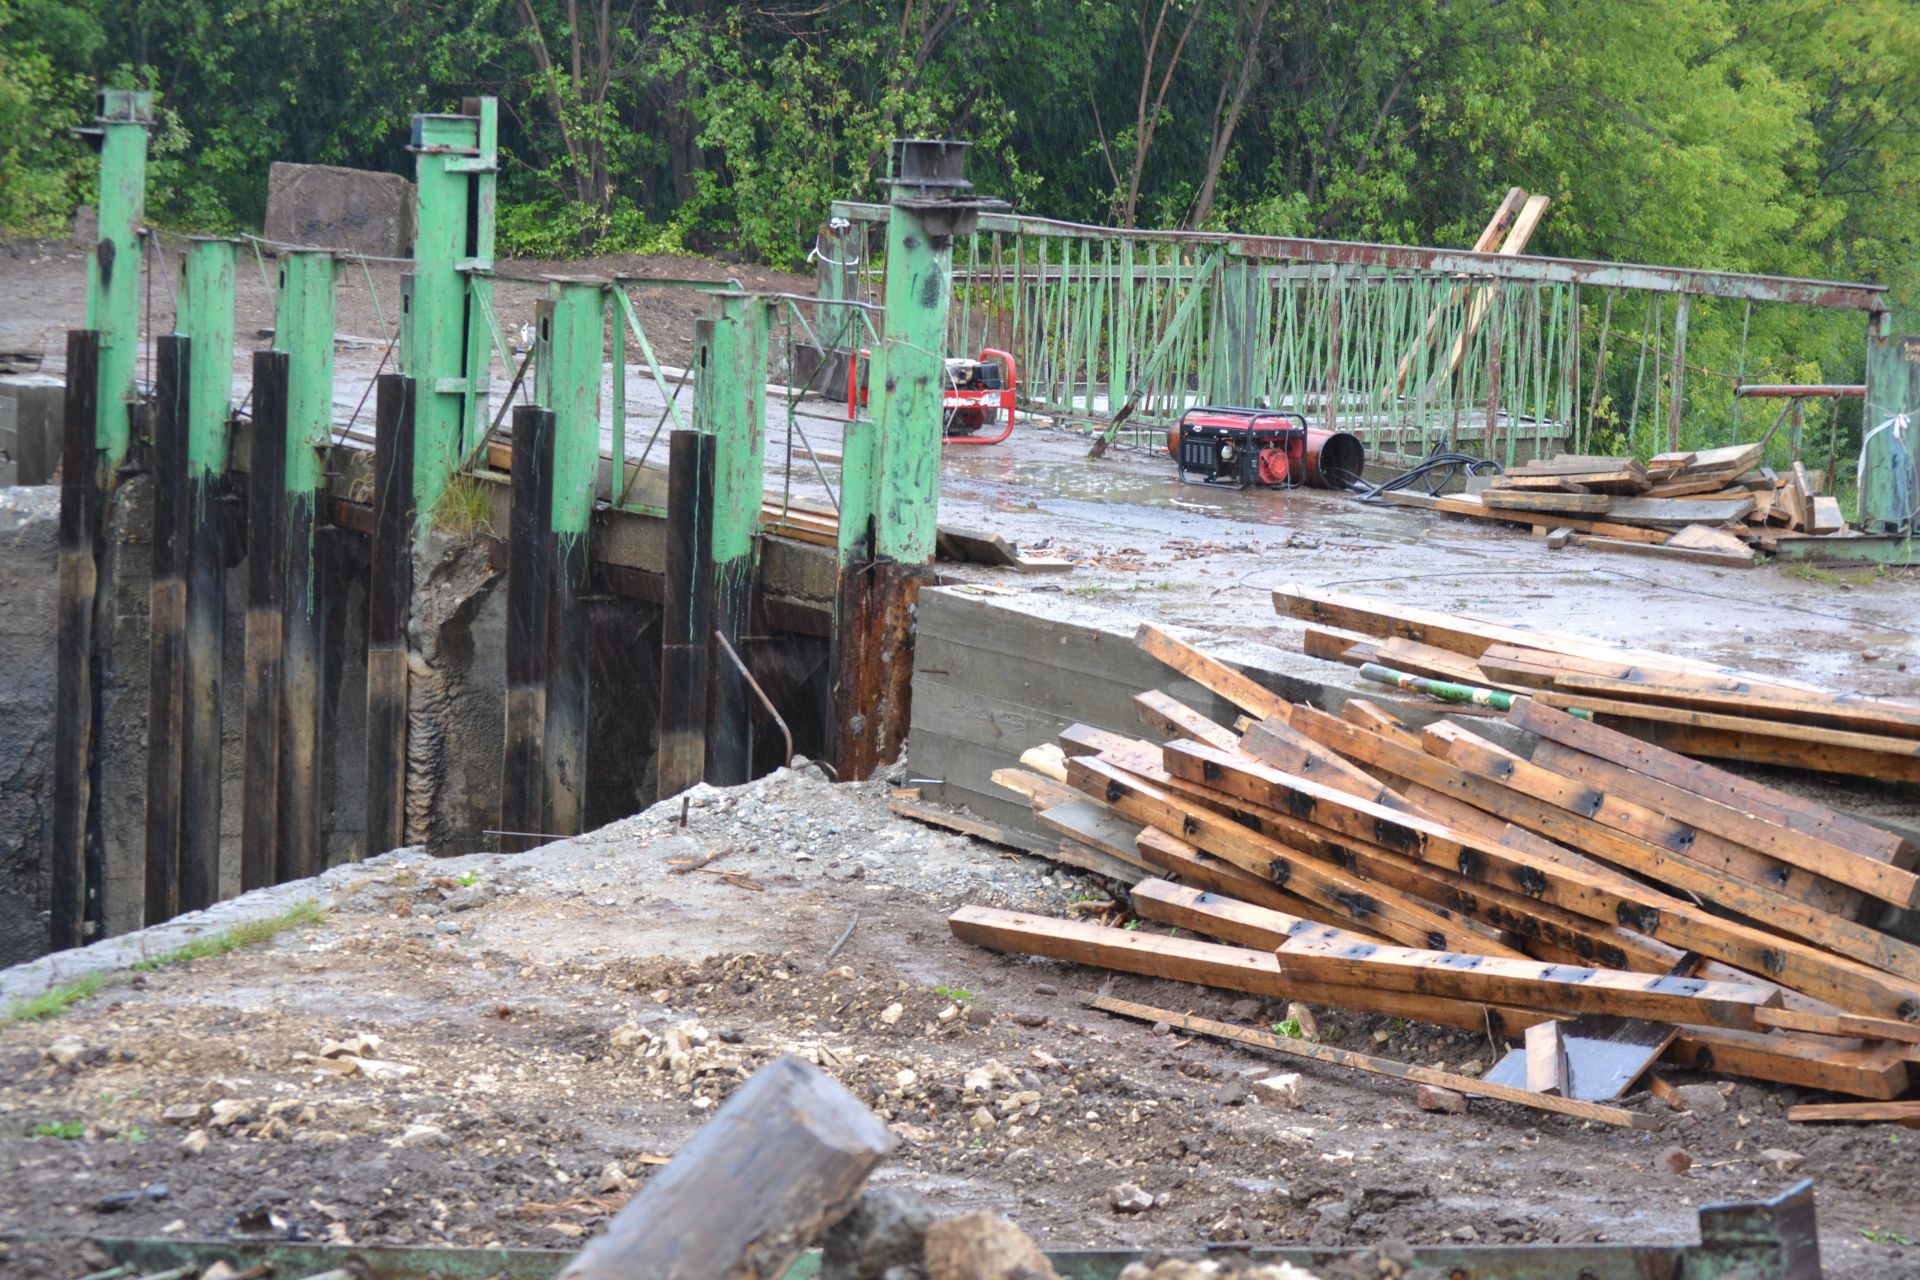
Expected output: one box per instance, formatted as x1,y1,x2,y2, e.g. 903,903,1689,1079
1281,583,1920,787
1380,444,1851,564
953,620,1920,1122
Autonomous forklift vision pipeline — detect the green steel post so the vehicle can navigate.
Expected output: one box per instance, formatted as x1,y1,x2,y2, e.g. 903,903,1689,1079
403,98,498,528
829,141,970,778
699,294,772,784
1217,258,1255,405
274,249,337,883
1861,288,1920,533
83,89,151,466
176,238,236,912
542,280,603,834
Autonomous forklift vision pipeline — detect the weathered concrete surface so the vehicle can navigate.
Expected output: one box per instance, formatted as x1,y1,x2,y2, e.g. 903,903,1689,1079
0,376,63,487
263,162,413,258
0,486,58,964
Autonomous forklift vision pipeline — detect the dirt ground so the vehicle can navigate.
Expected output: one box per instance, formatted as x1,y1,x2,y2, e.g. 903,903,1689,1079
1,767,1915,1278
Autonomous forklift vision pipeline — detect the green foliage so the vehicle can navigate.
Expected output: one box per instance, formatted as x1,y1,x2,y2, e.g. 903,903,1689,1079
932,983,975,1002
1270,1018,1303,1039
127,899,329,970
30,1120,85,1140
4,972,108,1023
0,0,99,232
454,869,482,888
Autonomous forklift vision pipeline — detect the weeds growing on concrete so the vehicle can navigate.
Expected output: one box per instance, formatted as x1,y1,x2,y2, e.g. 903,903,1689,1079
127,900,330,971
2,901,329,1025
433,473,494,536
4,972,110,1024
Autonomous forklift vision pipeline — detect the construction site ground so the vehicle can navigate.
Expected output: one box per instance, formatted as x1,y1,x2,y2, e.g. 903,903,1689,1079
5,237,1920,1276
1,768,1917,1279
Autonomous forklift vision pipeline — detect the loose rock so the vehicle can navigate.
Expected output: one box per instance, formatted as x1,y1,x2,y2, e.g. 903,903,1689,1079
1252,1074,1303,1109
1110,1183,1155,1214
1657,1146,1692,1175
923,1210,1058,1280
1415,1084,1467,1115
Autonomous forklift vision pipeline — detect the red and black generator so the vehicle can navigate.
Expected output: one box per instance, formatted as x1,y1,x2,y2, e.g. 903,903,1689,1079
1168,406,1366,490
846,347,1018,446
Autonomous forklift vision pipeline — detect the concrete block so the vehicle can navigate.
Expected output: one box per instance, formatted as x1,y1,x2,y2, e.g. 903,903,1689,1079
0,377,66,485
263,162,413,258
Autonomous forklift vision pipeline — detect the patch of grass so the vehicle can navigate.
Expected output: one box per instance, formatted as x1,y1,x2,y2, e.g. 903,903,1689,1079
129,900,329,972
932,983,976,1003
5,972,110,1023
454,870,482,888
1781,562,1881,587
1862,1229,1913,1246
31,1121,84,1140
4,901,329,1026
1271,1018,1304,1039
120,1125,147,1143
432,473,495,536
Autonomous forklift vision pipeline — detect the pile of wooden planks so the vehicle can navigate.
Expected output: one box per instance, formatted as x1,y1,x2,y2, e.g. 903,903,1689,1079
952,617,1920,1122
1281,584,1920,786
1379,444,1851,565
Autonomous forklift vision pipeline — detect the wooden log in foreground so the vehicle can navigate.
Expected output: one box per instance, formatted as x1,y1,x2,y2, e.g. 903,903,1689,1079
558,1054,894,1280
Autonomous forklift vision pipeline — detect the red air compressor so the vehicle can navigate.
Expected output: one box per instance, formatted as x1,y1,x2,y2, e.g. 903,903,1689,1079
1168,406,1366,490
846,348,1018,445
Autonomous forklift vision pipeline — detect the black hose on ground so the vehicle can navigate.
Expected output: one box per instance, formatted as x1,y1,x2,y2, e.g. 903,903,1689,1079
1353,447,1504,502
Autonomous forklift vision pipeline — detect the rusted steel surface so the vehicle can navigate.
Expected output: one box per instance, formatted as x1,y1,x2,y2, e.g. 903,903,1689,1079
828,555,922,781
365,374,415,856
179,420,228,917
241,351,288,892
52,330,103,951
143,336,189,923
713,629,793,770
499,405,554,853
1735,384,1866,398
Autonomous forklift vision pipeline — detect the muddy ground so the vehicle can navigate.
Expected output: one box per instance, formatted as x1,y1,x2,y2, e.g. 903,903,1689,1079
1,768,1914,1278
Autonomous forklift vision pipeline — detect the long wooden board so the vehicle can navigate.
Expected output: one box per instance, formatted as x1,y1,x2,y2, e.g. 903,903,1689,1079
1270,937,1779,1029
1088,996,1656,1130
1065,755,1518,957
1257,712,1920,1019
1526,739,1914,908
1133,689,1239,750
1506,698,1911,865
1417,729,1920,989
1786,1100,1920,1124
1548,673,1920,738
1132,826,1374,932
1135,623,1291,722
1426,722,1870,917
1034,799,1152,870
947,905,1548,1036
1530,690,1920,785
1374,491,1673,543
1481,489,1615,514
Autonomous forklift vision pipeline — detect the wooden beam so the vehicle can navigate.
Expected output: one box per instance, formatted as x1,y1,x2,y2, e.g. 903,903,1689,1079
1234,713,1920,1020
1064,755,1520,956
1134,623,1290,721
1527,739,1911,908
1427,721,1869,917
1786,1100,1920,1124
1549,674,1920,739
1506,698,1910,865
1271,938,1780,1029
1133,689,1239,750
555,1055,893,1280
949,905,1546,1035
1570,711,1920,787
1088,995,1658,1131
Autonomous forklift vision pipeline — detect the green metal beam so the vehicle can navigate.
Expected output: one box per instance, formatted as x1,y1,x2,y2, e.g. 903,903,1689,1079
696,293,772,784
83,89,151,466
403,98,498,528
179,240,237,472
1860,291,1919,533
273,248,337,882
542,279,603,834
